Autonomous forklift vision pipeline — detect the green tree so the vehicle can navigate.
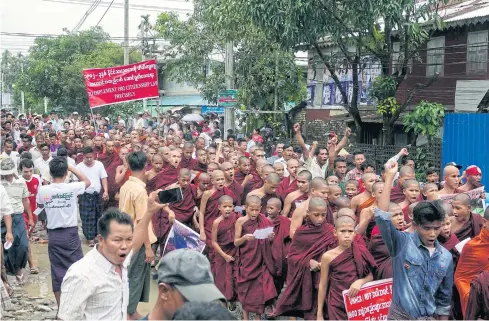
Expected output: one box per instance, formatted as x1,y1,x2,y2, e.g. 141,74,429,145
1,50,27,107
232,0,446,143
153,3,305,110
403,100,444,144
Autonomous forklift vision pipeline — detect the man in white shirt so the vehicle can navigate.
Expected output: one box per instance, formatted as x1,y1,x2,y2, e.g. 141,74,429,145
34,143,52,182
0,184,14,316
58,193,167,321
37,157,90,306
76,147,109,247
1,140,20,174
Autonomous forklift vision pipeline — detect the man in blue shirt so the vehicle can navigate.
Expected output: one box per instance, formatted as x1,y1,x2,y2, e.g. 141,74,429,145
376,162,453,320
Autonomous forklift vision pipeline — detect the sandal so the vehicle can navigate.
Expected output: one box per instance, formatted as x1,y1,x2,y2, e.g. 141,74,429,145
15,273,24,283
5,282,13,296
30,267,39,274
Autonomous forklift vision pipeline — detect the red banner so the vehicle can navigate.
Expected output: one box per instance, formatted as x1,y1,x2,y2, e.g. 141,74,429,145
83,60,159,108
342,278,393,321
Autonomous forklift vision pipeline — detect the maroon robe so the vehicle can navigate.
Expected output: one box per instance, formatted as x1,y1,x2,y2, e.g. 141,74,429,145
465,271,489,320
259,193,281,214
438,232,462,320
227,180,244,206
390,184,405,203
270,215,291,293
212,213,238,301
368,233,392,279
180,157,195,169
274,220,337,319
326,240,377,321
234,170,247,185
236,214,277,314
192,161,208,173
243,171,263,199
98,152,123,210
289,193,308,218
203,187,237,250
146,165,179,192
455,213,484,242
169,184,198,225
277,176,298,199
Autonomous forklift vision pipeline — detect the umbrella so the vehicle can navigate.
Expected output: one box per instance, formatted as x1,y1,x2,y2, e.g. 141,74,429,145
181,114,204,122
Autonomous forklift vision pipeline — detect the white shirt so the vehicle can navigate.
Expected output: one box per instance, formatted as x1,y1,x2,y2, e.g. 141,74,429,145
58,246,132,321
246,140,256,152
29,147,42,162
0,185,14,219
37,182,86,230
304,157,329,179
34,156,52,178
76,161,108,194
40,157,76,184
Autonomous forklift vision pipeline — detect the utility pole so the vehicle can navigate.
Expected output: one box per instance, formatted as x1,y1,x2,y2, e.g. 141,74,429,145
140,16,147,111
21,63,25,114
224,42,235,139
274,52,278,121
0,72,3,108
123,0,129,65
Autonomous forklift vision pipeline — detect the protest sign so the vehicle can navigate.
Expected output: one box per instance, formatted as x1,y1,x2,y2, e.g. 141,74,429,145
439,186,486,215
343,278,392,321
162,220,206,256
83,60,159,108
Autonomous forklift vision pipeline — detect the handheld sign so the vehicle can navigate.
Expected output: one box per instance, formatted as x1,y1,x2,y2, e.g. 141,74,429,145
342,278,393,321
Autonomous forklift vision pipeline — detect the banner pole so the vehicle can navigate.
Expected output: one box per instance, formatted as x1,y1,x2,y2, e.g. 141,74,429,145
89,107,99,135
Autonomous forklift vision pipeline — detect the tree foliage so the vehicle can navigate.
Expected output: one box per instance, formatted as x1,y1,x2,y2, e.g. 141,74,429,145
12,27,141,115
403,100,444,141
232,0,447,143
153,1,306,109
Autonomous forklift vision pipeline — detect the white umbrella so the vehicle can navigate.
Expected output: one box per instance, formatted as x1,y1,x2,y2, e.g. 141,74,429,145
181,114,204,122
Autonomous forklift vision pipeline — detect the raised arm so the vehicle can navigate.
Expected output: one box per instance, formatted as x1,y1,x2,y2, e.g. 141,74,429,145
294,123,310,161
69,164,91,189
334,127,351,153
199,191,211,241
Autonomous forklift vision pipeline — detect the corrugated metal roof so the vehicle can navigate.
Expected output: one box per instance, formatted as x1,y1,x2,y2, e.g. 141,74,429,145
441,0,489,27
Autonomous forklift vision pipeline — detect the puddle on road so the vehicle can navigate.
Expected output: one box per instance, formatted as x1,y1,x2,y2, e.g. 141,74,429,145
26,242,158,315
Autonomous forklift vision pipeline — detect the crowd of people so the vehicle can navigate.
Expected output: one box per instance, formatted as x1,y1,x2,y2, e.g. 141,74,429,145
0,108,488,321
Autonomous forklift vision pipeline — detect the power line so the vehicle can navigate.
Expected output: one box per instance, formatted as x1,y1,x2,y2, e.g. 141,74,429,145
96,0,115,27
42,0,193,12
72,0,102,33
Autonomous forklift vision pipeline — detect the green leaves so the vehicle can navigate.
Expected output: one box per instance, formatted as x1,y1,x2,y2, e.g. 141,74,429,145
403,100,444,140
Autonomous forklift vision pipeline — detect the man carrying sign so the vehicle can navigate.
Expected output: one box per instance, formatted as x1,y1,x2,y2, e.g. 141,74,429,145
375,162,453,320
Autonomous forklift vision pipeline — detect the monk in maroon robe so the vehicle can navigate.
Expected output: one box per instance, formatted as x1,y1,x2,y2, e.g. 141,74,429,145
211,198,238,302
274,198,337,320
192,149,208,173
221,161,244,206
180,142,195,169
266,198,291,293
465,269,489,320
167,169,198,226
276,159,299,199
235,197,277,318
368,233,392,279
97,141,123,210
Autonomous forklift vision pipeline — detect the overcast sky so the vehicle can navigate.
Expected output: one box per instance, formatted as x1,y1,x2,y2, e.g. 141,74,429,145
0,0,193,54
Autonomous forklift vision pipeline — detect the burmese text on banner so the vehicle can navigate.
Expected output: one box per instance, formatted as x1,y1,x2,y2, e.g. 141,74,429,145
342,278,393,321
83,60,159,108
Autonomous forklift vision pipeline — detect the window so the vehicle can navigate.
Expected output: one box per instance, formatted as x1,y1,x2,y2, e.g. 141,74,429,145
392,42,401,73
426,36,445,76
467,31,488,75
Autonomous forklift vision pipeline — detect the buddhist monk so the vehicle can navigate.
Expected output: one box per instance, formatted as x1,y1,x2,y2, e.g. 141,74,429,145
235,195,277,320
274,197,337,319
282,170,312,217
199,170,237,255
454,207,489,316
247,172,282,214
97,140,123,210
357,181,384,239
192,149,208,173
145,154,164,182
326,175,339,186
242,158,269,199
464,255,489,320
235,156,252,187
221,161,244,206
206,146,217,164
146,150,181,192
194,172,211,212
228,152,239,169
451,193,484,242
273,162,285,179
207,162,220,175
439,165,461,195
180,142,195,169
266,197,291,293
345,179,360,200
351,173,377,218
368,202,404,279
290,178,329,238
276,159,299,199
211,195,238,307
457,165,482,192
317,214,375,320
114,147,131,187
165,168,198,228
144,147,156,171
390,165,416,203
423,183,439,201
331,196,352,220
398,179,421,223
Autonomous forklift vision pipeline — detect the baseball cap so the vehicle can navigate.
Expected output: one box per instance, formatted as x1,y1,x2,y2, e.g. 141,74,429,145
0,158,17,176
445,162,462,170
465,165,482,176
157,250,225,303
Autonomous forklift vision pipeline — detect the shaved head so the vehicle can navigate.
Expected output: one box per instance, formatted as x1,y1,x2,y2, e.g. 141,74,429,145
198,173,210,182
311,177,328,190
266,172,282,185
362,173,377,183
287,159,299,167
309,197,327,211
298,170,313,182
179,168,191,178
211,170,225,179
239,156,250,165
329,184,342,195
399,165,415,178
246,195,261,206
335,210,356,227
220,162,233,170
484,206,489,220
443,165,459,177
332,196,351,209
453,193,471,206
219,195,234,205
267,197,282,208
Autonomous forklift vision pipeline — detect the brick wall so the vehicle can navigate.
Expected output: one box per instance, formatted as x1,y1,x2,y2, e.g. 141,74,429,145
293,110,348,142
